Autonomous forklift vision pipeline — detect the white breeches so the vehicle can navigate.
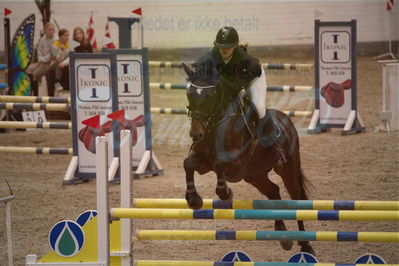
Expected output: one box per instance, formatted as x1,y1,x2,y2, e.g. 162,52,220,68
246,67,267,119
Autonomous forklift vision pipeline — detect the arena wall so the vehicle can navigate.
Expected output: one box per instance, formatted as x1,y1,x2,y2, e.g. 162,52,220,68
0,0,398,55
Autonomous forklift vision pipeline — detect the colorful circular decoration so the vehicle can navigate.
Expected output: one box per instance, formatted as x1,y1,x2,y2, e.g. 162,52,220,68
76,210,98,227
48,220,85,257
221,251,252,262
355,253,386,264
288,252,318,263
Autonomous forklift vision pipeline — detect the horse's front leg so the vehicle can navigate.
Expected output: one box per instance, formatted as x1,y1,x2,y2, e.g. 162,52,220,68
215,167,233,201
184,155,203,210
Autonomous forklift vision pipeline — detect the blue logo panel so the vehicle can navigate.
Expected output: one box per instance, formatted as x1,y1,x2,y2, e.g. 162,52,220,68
288,252,319,263
221,251,252,262
355,254,386,264
76,210,98,227
48,220,85,257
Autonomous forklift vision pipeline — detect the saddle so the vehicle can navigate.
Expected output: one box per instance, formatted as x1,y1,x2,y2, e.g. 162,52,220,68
78,115,145,154
321,79,352,108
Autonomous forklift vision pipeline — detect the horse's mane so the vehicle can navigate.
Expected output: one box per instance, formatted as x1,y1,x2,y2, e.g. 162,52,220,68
186,63,218,86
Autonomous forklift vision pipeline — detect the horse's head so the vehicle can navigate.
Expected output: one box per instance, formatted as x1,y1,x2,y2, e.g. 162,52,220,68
183,63,220,143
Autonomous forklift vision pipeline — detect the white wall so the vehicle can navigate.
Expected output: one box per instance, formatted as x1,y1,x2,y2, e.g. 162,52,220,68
0,0,398,51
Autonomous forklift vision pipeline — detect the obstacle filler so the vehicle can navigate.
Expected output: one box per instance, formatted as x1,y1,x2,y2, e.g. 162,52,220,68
25,130,399,265
149,60,314,71
0,146,72,155
0,121,71,129
0,95,70,104
133,198,399,211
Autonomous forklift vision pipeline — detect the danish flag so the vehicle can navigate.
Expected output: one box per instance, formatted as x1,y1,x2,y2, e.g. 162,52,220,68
86,12,97,50
103,21,116,49
387,0,394,11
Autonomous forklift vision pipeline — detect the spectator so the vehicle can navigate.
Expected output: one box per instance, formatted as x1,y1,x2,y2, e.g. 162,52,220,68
55,27,93,93
72,27,93,53
47,28,70,96
26,22,55,96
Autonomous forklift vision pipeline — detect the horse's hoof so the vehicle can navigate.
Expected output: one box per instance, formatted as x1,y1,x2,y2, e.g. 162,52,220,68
216,187,233,201
300,244,316,256
185,192,203,210
279,240,293,250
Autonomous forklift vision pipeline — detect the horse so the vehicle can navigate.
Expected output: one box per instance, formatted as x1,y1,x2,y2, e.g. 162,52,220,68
182,64,315,255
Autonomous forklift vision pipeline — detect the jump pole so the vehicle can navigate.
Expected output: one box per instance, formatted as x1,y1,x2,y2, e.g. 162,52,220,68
0,146,72,155
111,208,399,221
0,95,70,104
136,230,399,242
0,103,69,112
148,60,314,71
149,82,315,92
0,121,71,129
133,198,399,211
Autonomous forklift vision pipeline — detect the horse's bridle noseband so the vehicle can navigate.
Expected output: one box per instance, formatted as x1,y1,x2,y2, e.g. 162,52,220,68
187,82,226,131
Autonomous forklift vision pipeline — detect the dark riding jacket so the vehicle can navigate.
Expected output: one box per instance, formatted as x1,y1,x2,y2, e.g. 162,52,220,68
193,46,262,95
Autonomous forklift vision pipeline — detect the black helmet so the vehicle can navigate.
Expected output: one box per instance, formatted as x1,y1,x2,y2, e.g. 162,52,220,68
214,26,239,49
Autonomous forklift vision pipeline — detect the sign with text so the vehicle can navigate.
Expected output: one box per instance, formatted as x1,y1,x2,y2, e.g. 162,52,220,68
315,20,357,127
67,53,118,181
108,49,152,167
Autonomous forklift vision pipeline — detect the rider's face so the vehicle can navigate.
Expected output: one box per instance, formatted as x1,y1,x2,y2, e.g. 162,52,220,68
219,47,235,60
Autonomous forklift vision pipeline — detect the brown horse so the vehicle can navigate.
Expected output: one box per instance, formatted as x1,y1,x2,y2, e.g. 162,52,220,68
182,64,315,255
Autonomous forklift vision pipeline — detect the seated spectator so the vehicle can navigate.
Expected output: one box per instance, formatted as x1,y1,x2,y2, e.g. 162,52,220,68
47,29,70,96
26,22,55,96
72,27,93,53
55,27,93,92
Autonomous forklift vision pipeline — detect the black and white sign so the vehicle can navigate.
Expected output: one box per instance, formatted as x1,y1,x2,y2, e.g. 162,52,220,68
109,49,152,167
65,53,119,183
103,48,163,177
308,20,364,135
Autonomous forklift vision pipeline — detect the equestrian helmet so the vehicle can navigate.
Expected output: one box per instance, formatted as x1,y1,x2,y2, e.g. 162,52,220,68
214,26,239,49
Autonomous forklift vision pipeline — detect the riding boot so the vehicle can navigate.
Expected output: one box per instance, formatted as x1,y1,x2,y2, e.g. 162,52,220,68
257,111,287,167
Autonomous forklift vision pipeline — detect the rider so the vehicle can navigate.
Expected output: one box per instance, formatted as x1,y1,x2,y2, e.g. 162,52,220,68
193,26,287,166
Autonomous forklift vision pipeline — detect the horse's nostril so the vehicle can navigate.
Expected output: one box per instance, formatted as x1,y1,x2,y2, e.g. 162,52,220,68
192,132,203,142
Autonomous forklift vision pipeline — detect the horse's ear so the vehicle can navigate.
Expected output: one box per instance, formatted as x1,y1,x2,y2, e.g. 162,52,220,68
182,63,195,78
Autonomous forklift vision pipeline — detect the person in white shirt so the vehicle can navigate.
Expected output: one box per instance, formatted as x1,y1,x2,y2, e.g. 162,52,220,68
26,22,55,96
47,28,70,96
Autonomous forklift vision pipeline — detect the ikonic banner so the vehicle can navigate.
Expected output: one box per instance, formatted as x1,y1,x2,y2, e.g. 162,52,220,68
111,49,150,167
69,53,118,180
316,20,356,126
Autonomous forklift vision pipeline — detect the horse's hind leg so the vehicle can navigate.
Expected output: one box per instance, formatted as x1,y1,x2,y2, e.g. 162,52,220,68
275,165,315,256
244,173,293,251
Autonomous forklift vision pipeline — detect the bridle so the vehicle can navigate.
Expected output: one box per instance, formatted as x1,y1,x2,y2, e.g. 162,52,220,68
187,81,228,132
